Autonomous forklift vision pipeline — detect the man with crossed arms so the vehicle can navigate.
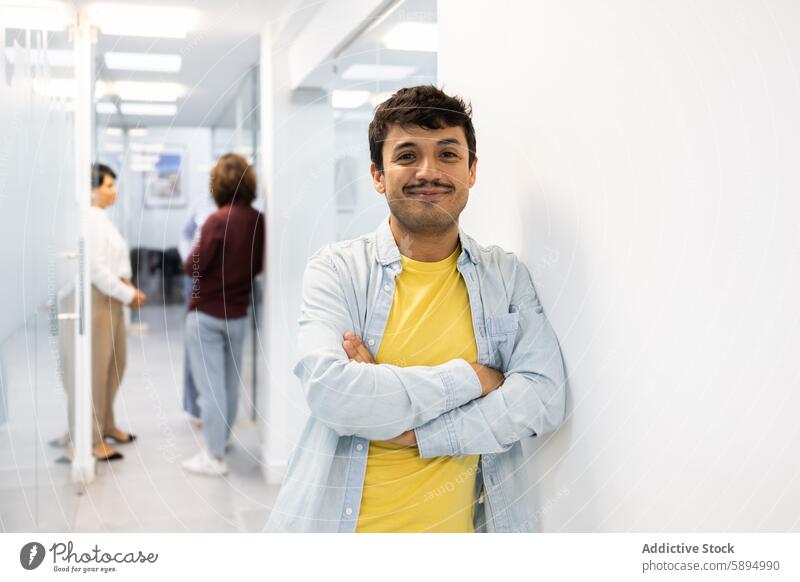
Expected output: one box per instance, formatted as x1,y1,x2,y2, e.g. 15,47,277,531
267,85,566,533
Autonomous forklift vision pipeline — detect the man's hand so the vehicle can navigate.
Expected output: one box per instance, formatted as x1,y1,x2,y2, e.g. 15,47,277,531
471,363,505,396
342,332,375,364
387,430,417,447
128,289,146,309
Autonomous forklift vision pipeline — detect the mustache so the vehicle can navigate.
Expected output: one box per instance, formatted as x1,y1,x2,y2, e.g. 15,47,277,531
403,180,455,193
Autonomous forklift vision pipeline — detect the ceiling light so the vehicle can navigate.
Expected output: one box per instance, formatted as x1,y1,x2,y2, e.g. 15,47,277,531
97,102,119,115
341,64,417,81
96,81,186,102
119,102,178,116
129,162,156,172
130,153,160,165
89,3,197,39
130,143,164,153
100,142,124,153
5,48,73,68
331,90,370,109
369,91,394,108
104,52,182,73
104,127,123,136
127,128,148,137
383,22,438,52
0,1,74,31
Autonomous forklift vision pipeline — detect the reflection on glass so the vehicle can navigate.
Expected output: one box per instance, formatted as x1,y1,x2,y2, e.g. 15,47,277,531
332,0,438,241
0,16,80,529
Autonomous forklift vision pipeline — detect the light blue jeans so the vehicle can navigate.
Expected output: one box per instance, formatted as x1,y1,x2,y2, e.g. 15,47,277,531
184,310,247,457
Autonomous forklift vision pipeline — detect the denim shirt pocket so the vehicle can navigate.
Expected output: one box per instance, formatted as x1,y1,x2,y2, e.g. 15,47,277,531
485,306,520,371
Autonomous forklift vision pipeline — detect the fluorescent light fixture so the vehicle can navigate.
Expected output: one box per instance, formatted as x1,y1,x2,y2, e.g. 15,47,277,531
129,162,156,172
127,128,148,137
104,52,182,73
130,153,160,165
383,22,438,52
369,91,394,108
130,142,164,154
32,78,75,99
341,64,417,81
96,80,186,102
119,102,178,116
331,90,370,109
96,102,119,115
89,3,197,39
5,47,73,68
0,1,74,31
104,127,123,136
100,142,124,153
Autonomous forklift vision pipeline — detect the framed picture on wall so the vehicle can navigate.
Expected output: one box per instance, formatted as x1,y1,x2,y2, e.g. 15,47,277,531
143,148,187,208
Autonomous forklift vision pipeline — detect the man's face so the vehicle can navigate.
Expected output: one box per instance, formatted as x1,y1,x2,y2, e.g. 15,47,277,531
371,124,477,236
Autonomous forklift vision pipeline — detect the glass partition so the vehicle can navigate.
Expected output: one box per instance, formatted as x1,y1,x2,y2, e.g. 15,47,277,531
0,4,86,530
331,0,438,241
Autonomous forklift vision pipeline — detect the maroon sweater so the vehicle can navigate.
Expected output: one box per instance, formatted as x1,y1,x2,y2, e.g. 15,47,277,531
184,202,265,319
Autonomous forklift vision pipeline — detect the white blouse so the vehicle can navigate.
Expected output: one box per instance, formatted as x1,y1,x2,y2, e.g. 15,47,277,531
87,206,135,305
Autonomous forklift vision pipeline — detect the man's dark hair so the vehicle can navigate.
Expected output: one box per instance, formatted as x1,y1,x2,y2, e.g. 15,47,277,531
210,153,257,207
368,85,476,172
91,163,116,189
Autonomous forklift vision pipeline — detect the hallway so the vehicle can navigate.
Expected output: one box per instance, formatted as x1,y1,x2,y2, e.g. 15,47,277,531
0,305,278,532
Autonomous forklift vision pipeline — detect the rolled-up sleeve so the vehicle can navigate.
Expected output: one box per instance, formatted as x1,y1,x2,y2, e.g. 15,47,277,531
294,247,482,440
415,258,566,457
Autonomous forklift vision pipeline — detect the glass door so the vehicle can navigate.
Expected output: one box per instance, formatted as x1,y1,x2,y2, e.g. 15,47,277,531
0,2,92,531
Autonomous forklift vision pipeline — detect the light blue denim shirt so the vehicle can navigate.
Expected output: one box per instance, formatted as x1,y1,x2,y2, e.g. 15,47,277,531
265,218,566,532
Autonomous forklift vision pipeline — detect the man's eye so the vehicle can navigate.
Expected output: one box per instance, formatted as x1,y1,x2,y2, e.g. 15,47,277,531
441,151,458,158
397,153,415,161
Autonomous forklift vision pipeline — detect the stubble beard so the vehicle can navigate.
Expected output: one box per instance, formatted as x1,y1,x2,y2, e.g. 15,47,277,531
387,194,464,238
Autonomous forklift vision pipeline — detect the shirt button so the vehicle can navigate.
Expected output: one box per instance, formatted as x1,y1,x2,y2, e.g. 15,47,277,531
345,507,353,516
355,444,363,451
368,338,375,346
383,284,390,291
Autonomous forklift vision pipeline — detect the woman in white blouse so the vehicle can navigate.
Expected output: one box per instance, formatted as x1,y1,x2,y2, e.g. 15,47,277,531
56,164,146,462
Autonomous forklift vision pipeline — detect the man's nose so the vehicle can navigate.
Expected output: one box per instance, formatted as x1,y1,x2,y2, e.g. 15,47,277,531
415,154,439,181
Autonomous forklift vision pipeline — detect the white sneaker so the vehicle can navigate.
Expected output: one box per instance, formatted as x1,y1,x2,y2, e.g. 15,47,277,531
182,449,228,476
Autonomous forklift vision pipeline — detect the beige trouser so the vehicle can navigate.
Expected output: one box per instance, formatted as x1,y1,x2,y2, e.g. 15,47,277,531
59,286,127,447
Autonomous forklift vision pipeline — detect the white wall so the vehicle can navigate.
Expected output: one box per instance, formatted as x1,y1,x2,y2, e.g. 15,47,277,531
439,0,800,531
333,116,388,240
259,27,336,483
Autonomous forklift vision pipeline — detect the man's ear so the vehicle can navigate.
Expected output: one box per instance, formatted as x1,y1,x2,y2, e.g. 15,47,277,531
468,156,478,188
370,162,386,194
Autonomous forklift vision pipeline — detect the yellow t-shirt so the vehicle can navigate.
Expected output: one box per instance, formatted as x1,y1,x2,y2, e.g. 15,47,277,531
356,244,480,533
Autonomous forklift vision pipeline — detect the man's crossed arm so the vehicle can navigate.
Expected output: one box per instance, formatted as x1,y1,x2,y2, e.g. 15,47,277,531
293,249,566,457
341,331,505,447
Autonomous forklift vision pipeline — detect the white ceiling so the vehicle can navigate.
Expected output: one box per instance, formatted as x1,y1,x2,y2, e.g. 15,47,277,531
77,0,304,127
4,0,437,127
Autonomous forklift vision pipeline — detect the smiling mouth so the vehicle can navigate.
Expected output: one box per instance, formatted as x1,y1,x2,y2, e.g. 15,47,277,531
406,188,452,199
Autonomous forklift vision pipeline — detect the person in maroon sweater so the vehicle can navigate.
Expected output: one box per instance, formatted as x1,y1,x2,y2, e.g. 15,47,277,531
182,153,265,476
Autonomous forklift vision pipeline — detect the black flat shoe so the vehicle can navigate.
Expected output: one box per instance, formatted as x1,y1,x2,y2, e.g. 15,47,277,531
95,451,124,461
49,435,71,448
104,433,137,444
55,455,72,464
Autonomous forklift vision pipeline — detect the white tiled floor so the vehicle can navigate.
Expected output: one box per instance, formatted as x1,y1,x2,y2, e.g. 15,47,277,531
0,305,279,532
